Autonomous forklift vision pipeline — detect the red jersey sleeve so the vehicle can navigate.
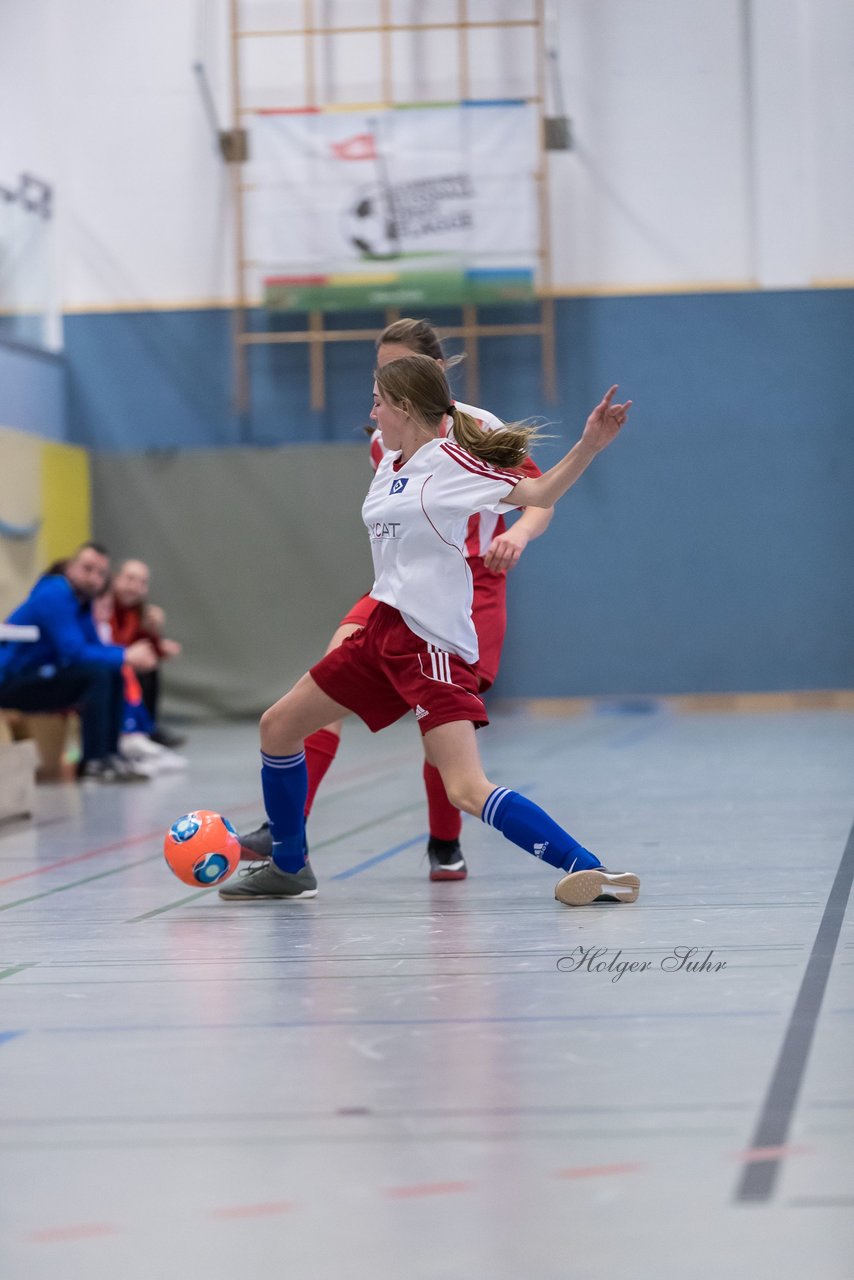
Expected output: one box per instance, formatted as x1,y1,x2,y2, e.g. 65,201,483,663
518,454,543,479
368,430,385,472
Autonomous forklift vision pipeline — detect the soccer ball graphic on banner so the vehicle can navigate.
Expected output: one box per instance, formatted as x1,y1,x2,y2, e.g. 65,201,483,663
163,810,241,887
344,186,400,259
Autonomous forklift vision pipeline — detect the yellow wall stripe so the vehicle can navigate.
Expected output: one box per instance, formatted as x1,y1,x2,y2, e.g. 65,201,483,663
39,440,91,568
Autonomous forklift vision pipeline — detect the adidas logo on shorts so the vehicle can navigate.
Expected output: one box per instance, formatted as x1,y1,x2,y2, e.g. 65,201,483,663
415,705,429,721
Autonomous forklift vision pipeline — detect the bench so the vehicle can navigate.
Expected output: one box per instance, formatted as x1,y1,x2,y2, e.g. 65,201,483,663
0,717,38,820
0,709,78,782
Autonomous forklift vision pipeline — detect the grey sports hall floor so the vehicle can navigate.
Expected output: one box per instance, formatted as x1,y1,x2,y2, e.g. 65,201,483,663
1,704,852,1280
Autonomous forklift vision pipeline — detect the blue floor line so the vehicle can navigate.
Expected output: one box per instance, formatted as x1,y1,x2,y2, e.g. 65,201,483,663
330,781,544,881
0,1031,25,1046
44,1009,784,1034
330,833,429,880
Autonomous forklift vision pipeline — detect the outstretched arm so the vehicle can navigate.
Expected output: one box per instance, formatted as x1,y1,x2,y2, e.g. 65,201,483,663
509,387,632,509
482,504,554,573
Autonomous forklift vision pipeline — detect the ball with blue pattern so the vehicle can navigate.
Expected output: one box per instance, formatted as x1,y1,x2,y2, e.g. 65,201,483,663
192,852,232,884
169,812,201,843
163,809,240,887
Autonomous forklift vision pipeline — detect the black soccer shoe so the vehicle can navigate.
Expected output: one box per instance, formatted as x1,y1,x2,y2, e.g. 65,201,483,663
238,820,274,862
427,838,468,881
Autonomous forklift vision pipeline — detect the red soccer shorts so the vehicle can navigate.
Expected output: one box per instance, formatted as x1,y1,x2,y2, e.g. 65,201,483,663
338,564,506,692
338,592,378,630
310,602,488,736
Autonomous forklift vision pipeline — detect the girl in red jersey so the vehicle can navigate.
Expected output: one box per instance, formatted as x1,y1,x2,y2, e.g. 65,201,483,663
238,318,553,880
221,356,639,908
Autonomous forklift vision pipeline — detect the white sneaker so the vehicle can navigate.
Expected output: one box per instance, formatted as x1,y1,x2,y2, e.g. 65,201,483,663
118,734,187,775
119,732,163,762
554,868,640,907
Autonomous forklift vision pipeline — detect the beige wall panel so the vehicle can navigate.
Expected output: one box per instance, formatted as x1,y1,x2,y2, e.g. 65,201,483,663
0,426,42,621
90,443,373,720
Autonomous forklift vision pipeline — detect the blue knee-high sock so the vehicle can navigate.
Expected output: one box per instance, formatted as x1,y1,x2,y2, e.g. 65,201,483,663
481,788,601,872
261,751,308,873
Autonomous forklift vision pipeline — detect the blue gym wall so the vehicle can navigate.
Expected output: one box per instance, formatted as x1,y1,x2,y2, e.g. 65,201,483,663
63,291,854,456
64,289,854,696
0,341,68,443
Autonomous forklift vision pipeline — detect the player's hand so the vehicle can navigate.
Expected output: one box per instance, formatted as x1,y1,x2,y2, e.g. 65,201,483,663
124,640,159,673
160,638,182,659
581,386,632,453
483,527,530,574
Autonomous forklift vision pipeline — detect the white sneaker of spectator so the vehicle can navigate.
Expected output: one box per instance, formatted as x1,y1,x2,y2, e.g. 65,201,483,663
119,732,162,761
119,733,188,774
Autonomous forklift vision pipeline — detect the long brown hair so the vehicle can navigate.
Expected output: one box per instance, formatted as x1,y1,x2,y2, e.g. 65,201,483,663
374,355,538,469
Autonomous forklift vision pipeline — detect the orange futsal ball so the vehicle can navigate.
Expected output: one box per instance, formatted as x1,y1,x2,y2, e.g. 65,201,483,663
163,810,241,887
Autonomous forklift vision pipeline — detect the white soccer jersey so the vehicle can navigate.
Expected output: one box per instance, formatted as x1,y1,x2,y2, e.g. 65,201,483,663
363,437,520,664
368,401,512,560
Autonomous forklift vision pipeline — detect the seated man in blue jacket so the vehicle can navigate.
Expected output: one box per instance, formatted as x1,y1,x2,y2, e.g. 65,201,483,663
0,542,159,782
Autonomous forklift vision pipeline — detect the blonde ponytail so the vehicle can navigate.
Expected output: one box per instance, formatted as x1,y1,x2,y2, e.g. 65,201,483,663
449,409,540,469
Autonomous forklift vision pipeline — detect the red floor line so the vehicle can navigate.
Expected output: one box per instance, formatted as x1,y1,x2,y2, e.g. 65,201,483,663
733,1143,812,1163
0,830,164,888
0,798,262,888
210,1201,296,1219
28,1224,118,1243
384,1181,473,1199
0,749,410,891
15,1141,824,1241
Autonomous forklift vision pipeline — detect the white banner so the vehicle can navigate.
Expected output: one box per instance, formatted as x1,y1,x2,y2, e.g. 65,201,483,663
248,104,539,309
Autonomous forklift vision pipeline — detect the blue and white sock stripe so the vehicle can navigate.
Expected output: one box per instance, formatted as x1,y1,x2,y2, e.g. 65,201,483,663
260,750,306,770
481,786,512,828
427,644,453,684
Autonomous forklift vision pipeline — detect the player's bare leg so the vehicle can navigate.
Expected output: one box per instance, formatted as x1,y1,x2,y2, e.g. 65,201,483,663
423,720,640,906
260,672,352,757
422,721,493,816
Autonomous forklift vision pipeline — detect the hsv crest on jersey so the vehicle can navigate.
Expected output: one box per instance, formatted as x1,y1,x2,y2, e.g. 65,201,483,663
389,477,409,494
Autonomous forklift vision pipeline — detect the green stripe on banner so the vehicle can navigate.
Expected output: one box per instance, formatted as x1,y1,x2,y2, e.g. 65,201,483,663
265,271,535,313
393,100,460,111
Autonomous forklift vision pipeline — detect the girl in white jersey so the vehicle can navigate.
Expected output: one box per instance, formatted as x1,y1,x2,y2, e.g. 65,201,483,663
237,318,552,881
221,356,640,908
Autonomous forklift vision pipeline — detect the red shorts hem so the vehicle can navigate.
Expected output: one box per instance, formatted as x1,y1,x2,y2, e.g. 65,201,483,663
310,602,488,737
